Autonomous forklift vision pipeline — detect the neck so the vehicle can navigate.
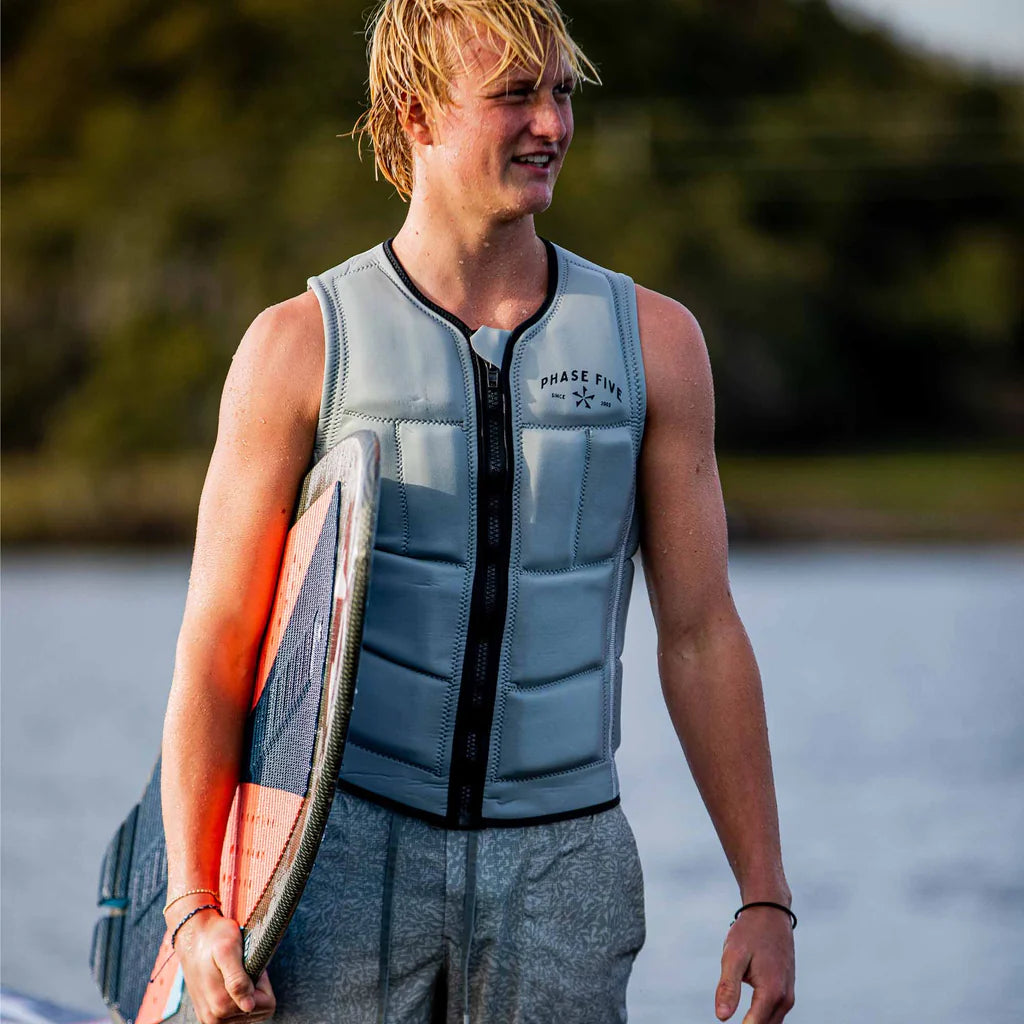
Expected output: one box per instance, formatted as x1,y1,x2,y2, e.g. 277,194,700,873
391,197,549,332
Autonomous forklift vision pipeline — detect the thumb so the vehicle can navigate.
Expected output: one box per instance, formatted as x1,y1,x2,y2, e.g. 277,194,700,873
212,931,256,1014
716,950,748,1021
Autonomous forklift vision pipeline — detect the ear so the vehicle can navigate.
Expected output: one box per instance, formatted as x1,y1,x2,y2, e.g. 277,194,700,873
401,94,434,147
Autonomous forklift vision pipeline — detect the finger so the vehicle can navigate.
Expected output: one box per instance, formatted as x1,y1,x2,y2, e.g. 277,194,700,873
741,985,784,1024
767,988,795,1024
206,969,275,1022
253,969,275,998
216,1011,275,1024
218,1010,275,1024
212,939,256,1014
251,969,276,1012
716,948,750,1021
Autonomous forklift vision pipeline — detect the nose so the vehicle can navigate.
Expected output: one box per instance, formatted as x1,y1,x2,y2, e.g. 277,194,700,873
530,92,569,144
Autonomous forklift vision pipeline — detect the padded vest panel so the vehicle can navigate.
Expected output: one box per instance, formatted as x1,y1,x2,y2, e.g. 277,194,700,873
307,242,646,825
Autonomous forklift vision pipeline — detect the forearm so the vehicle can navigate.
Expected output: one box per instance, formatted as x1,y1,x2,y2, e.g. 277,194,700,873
659,612,790,904
161,633,257,895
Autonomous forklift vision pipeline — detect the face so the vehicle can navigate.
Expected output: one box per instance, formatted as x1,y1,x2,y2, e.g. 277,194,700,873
409,32,575,221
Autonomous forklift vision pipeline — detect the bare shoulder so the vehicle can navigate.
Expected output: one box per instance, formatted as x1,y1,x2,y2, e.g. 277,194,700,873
197,288,325,550
634,283,713,429
248,287,322,332
226,288,325,427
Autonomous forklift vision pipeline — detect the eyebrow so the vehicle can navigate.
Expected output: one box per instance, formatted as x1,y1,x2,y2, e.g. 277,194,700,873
492,73,577,92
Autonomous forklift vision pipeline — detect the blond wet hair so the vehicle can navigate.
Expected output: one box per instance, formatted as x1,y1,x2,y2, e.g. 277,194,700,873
350,0,599,198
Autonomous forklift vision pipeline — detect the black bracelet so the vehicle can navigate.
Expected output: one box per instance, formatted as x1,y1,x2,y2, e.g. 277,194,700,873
170,903,223,949
732,901,797,930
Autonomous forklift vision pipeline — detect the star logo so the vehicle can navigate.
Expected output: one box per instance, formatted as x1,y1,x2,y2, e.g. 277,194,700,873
573,385,594,409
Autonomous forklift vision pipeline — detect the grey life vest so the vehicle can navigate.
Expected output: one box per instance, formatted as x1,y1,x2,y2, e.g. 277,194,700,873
306,238,647,828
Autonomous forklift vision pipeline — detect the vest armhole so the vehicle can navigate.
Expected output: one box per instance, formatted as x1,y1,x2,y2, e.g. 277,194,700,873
615,272,647,455
306,274,343,464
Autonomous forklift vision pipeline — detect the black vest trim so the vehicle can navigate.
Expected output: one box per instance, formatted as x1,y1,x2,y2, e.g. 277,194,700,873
336,778,620,831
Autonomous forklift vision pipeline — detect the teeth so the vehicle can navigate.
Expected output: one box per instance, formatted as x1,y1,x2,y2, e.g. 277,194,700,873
517,155,550,165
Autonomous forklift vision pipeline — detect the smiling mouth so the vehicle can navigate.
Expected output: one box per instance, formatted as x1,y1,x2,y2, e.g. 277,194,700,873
512,154,554,167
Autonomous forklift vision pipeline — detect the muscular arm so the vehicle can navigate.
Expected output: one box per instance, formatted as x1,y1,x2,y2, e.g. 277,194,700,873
635,285,794,1023
160,290,323,1021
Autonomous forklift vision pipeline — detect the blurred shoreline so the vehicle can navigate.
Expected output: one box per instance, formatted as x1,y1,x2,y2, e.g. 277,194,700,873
2,449,1021,546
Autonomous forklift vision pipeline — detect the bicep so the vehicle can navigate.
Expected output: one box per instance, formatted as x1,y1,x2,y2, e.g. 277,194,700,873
636,290,733,644
175,297,324,690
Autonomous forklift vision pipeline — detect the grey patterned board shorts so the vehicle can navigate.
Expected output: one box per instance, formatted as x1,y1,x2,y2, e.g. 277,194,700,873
179,786,646,1024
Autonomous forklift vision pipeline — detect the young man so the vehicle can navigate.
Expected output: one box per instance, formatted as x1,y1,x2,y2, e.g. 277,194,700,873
162,2,795,1022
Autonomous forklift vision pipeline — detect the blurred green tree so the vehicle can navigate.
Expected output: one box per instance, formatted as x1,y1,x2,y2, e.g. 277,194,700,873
2,0,1022,463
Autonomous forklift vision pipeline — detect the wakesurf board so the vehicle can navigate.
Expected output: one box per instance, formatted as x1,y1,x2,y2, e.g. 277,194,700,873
90,431,380,1024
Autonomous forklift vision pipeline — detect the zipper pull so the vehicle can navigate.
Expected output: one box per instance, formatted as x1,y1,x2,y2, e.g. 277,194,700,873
486,364,499,389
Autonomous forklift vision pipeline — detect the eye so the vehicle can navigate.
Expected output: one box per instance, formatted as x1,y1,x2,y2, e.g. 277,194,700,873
489,85,529,102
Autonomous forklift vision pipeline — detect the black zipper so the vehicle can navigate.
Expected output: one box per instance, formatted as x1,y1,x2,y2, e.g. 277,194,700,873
450,344,512,826
383,238,559,829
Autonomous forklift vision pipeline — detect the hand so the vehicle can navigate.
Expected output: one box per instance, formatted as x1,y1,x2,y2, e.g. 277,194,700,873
715,906,795,1024
172,907,277,1024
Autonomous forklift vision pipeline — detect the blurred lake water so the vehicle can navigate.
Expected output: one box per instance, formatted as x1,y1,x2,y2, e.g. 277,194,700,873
2,545,1021,1023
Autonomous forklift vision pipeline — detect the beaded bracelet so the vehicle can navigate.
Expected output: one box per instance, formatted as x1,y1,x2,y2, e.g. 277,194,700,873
163,888,221,915
732,901,797,930
170,904,223,949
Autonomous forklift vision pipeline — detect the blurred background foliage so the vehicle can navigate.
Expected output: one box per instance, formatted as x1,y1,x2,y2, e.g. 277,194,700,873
2,0,1022,542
